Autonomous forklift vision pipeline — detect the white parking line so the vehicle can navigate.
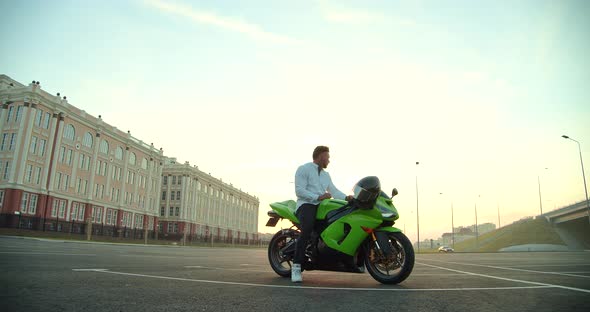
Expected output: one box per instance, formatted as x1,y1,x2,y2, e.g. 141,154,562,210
418,262,590,294
73,269,554,292
505,264,590,268
421,258,590,279
0,251,96,256
184,265,270,273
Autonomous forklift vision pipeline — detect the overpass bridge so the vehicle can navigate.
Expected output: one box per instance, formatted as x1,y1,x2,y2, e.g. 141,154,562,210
544,200,590,249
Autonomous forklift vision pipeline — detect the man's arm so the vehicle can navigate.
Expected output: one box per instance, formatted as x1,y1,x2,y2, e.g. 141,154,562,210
295,166,318,202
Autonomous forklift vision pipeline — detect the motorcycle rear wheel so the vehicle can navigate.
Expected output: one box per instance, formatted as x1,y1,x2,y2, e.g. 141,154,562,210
364,232,415,284
268,229,298,277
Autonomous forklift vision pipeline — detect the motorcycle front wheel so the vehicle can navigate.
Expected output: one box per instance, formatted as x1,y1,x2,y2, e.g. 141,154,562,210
268,229,298,277
364,231,415,284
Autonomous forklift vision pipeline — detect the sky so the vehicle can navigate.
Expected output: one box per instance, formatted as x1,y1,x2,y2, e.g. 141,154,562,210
1,0,589,242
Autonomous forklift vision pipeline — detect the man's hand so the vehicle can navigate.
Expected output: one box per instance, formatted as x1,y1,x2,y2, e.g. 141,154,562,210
345,195,354,202
318,193,332,201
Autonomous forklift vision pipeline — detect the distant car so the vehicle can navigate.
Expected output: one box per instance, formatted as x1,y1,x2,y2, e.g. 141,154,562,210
438,246,454,253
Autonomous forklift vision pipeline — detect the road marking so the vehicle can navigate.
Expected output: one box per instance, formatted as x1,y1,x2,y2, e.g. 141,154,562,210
0,251,96,256
72,269,109,272
75,269,554,292
504,264,590,268
185,265,290,273
420,258,590,279
418,262,590,294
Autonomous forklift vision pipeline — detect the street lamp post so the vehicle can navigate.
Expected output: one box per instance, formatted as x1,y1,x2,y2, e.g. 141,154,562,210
440,192,454,248
474,203,478,248
497,203,501,229
416,161,420,252
538,168,548,215
451,202,455,248
562,135,590,224
415,161,420,253
537,176,543,215
474,195,480,250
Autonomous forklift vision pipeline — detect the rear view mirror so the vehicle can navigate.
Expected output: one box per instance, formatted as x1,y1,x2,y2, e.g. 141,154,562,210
391,188,398,197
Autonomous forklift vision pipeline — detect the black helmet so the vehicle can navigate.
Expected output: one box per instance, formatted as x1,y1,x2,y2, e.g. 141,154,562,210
353,176,381,209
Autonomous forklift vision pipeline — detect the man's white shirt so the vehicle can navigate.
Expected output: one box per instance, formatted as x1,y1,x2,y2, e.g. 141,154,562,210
295,162,346,211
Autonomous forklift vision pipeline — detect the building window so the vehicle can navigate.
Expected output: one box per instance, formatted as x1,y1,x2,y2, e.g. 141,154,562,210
43,112,51,129
59,146,66,163
63,124,75,141
55,172,62,189
99,140,109,154
63,174,70,191
39,139,46,156
167,223,173,233
0,190,4,208
173,223,178,233
25,164,33,183
34,167,41,184
92,206,103,223
21,193,30,213
169,207,173,216
82,132,93,148
66,149,73,165
115,146,123,160
172,176,176,185
9,133,16,150
163,176,167,185
59,200,66,218
161,191,166,200
178,176,182,185
160,207,165,216
135,215,144,229
15,106,23,123
129,152,136,166
176,191,181,200
175,207,179,217
35,109,43,126
141,158,147,170
6,106,14,122
71,203,78,221
2,161,11,180
1,133,8,151
30,136,38,154
29,194,37,214
170,191,175,201
79,204,87,222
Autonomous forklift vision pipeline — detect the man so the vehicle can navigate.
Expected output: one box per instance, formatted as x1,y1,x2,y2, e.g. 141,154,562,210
292,145,353,283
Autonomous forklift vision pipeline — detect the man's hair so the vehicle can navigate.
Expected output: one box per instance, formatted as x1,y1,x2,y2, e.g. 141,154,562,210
312,146,330,160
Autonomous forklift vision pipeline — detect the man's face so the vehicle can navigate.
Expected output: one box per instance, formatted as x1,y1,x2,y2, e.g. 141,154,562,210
318,152,330,169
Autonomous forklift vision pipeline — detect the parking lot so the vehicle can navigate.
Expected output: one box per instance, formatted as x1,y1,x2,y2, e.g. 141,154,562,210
1,236,588,311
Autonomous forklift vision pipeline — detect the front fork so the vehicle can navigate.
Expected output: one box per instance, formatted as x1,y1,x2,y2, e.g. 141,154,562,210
363,227,394,259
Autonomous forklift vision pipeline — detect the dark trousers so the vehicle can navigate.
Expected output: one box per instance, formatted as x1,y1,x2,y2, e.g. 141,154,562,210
293,203,318,265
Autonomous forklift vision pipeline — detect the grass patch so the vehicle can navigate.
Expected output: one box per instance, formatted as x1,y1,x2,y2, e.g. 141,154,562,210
453,217,564,252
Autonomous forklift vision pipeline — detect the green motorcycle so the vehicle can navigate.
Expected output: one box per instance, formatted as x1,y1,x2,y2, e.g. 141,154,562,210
266,176,415,284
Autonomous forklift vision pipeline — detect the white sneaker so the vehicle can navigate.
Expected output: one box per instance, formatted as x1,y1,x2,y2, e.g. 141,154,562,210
291,263,302,283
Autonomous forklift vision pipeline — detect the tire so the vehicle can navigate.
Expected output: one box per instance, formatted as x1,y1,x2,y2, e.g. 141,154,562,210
268,229,298,277
364,232,415,284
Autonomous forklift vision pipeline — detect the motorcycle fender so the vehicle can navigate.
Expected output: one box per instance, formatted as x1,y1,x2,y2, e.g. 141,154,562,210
374,227,402,233
374,227,402,257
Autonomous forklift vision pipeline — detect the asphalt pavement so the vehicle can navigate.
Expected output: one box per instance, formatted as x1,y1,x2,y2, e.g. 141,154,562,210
1,236,589,312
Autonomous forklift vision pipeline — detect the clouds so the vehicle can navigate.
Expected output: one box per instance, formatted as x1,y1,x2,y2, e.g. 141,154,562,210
323,8,385,24
144,0,302,45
